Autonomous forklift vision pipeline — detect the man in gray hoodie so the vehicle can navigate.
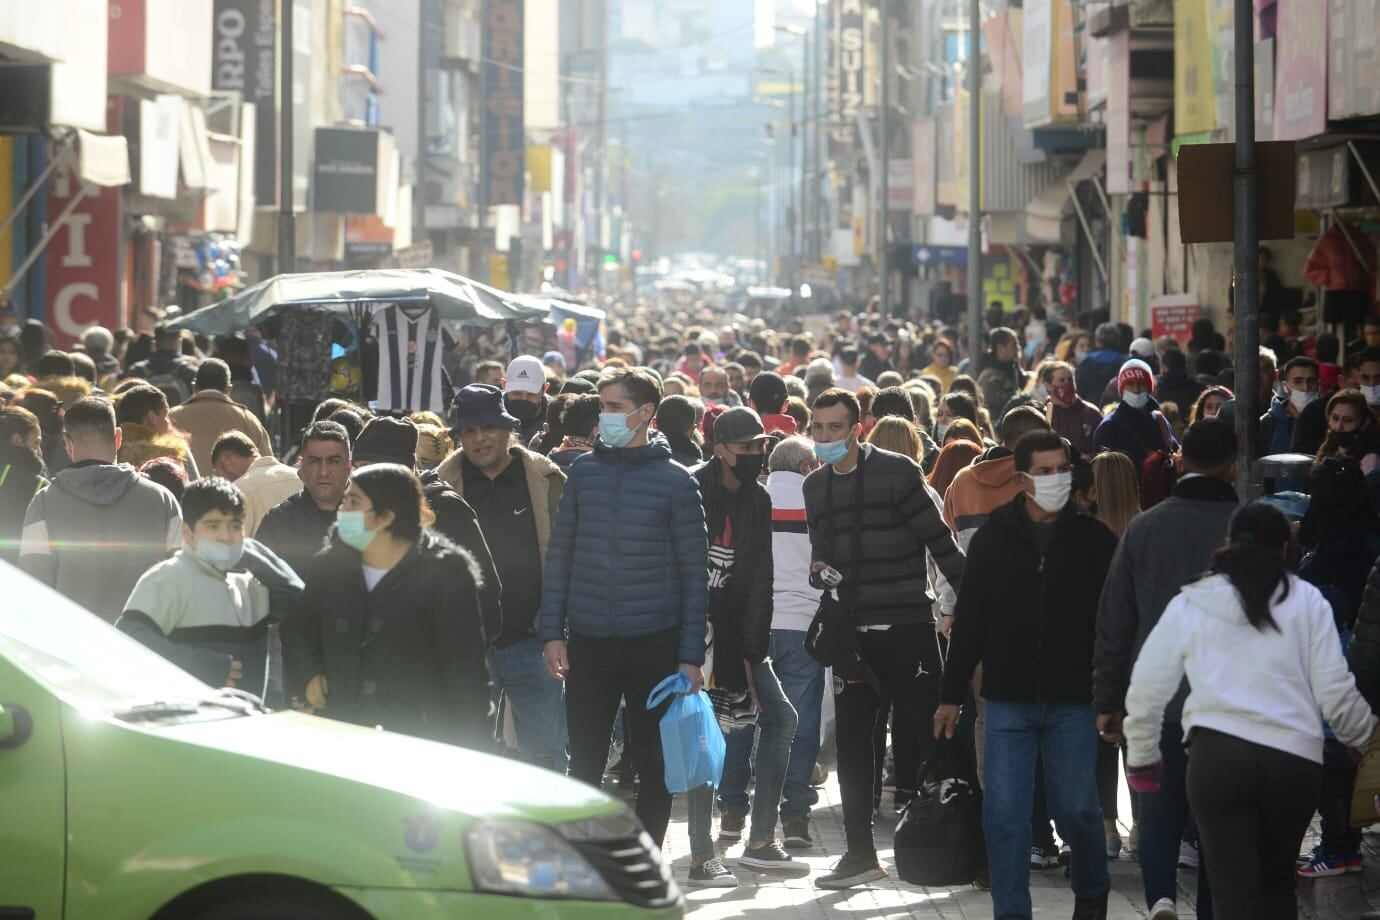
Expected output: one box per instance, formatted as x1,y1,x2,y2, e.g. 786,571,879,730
19,396,182,622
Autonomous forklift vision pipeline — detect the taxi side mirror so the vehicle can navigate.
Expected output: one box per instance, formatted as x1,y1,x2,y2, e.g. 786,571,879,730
0,703,33,749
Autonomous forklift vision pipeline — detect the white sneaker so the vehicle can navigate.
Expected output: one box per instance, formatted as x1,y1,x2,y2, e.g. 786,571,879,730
1148,897,1178,920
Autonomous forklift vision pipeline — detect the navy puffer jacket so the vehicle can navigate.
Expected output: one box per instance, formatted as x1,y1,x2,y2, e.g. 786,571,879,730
538,431,709,665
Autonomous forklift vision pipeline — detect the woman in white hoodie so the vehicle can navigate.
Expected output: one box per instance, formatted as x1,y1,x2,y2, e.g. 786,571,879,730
1122,501,1376,920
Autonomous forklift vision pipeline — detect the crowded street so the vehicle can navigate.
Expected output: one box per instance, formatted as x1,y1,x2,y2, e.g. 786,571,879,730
4,0,1380,919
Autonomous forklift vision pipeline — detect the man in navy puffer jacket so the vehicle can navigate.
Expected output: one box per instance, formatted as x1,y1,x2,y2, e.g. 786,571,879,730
539,368,709,847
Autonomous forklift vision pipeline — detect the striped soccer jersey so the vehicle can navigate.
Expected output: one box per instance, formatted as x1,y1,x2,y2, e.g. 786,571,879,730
372,303,451,414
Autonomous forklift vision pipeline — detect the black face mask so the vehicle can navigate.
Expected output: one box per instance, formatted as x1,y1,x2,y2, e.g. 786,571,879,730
506,397,543,423
731,453,764,484
1333,429,1361,450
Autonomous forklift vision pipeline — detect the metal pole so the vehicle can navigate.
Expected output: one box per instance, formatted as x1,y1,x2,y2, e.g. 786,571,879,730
278,0,296,274
415,0,427,245
1232,0,1258,496
0,185,90,297
0,133,71,239
966,0,982,375
799,31,809,275
879,0,889,316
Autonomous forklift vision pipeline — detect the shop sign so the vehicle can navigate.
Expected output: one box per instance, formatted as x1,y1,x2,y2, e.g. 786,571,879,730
1328,0,1380,120
1273,0,1327,141
1150,295,1200,346
45,151,122,348
211,0,277,206
314,127,381,214
482,0,524,207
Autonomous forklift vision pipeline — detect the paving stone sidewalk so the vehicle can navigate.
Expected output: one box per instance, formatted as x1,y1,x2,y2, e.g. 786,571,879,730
649,774,1380,919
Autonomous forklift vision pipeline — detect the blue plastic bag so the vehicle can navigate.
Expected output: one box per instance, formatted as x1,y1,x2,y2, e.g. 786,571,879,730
646,672,725,793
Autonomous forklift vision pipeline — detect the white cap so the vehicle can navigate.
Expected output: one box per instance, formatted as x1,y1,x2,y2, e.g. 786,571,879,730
504,355,546,394
1129,337,1156,358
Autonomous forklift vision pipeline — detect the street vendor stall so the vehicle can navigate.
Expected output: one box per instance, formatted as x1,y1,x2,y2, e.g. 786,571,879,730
168,269,554,447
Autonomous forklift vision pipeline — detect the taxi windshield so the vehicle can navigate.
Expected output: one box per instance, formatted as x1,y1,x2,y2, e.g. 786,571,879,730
0,563,215,715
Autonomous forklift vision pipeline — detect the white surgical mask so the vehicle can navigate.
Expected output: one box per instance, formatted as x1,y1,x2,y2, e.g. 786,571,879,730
1288,388,1318,411
191,538,244,572
1026,471,1072,513
1123,391,1150,410
935,422,949,443
1364,384,1380,407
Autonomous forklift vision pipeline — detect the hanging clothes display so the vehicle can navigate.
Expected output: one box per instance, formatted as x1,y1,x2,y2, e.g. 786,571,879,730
372,302,453,414
276,308,337,403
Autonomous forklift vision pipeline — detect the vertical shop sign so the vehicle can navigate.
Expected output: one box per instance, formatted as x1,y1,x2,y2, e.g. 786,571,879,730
211,0,277,206
45,151,122,347
483,0,524,207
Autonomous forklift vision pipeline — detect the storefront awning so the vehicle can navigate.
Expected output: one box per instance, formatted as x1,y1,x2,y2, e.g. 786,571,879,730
1023,148,1106,244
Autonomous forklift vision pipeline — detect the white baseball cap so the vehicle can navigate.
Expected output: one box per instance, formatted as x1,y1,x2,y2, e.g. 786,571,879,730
505,355,546,394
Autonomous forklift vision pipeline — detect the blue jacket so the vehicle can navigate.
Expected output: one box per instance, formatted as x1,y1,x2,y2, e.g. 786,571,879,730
538,431,709,665
1093,398,1177,469
1258,396,1296,458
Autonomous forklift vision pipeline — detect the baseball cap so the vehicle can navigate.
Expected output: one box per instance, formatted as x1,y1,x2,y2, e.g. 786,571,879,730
748,371,789,414
505,355,546,394
1129,337,1156,359
713,407,769,445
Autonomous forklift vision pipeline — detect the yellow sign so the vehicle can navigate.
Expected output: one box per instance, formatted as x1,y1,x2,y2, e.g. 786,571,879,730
488,254,510,291
1174,0,1215,135
527,145,553,195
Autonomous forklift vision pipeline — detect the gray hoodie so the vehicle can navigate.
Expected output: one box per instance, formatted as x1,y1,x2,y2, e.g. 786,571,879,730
19,462,181,622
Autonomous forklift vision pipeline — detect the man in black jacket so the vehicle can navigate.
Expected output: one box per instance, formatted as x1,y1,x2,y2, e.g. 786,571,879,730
684,408,802,886
805,388,965,889
257,421,351,578
936,430,1116,920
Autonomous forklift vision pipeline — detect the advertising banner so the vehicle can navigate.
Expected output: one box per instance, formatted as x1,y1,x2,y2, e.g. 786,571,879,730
46,147,122,348
832,0,864,156
1150,294,1200,346
1173,0,1214,136
483,0,525,207
1273,0,1327,141
211,0,277,206
1328,0,1380,120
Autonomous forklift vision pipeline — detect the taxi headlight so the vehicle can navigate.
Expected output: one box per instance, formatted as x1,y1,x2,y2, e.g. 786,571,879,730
464,819,617,901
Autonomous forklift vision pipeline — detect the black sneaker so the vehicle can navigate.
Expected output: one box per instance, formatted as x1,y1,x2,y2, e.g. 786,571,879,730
782,818,813,849
688,857,738,888
739,841,811,877
718,811,746,842
816,851,886,889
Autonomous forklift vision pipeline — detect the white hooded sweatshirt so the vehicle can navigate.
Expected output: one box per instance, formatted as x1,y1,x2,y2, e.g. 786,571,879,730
1124,573,1376,767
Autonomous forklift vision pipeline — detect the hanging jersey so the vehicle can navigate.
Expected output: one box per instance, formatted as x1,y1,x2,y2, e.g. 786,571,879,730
372,303,452,413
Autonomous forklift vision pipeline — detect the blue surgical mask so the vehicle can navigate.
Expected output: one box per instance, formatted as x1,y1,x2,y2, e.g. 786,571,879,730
337,510,379,552
191,538,244,572
1123,391,1150,410
599,408,642,448
814,437,851,465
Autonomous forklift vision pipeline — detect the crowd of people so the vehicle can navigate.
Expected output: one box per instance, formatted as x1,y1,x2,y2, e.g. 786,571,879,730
5,291,1380,920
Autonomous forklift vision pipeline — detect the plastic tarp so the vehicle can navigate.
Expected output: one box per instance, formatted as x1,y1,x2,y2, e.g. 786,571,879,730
168,268,550,336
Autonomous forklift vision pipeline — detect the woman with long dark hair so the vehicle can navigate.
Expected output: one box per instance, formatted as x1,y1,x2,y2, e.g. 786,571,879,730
1122,502,1375,920
282,463,492,747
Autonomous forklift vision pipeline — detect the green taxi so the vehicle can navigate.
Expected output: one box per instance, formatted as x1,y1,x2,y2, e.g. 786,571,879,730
0,563,682,919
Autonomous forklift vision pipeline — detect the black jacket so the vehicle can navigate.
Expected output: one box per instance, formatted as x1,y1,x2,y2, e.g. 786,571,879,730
942,495,1118,704
694,458,773,693
420,470,503,644
255,490,338,580
282,530,492,748
0,442,44,565
1155,368,1204,415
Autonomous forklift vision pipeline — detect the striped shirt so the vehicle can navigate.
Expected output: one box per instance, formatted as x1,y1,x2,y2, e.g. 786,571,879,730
373,304,450,414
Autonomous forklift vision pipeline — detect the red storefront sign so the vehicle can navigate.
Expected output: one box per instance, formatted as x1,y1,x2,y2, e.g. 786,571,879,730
1150,295,1200,346
45,152,123,349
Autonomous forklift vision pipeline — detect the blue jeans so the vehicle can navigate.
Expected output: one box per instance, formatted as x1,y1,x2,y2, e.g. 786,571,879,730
1139,720,1212,917
715,658,799,844
983,701,1110,920
487,635,568,772
745,629,824,824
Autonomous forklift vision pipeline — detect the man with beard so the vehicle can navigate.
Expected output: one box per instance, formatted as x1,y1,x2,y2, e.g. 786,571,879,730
503,355,551,447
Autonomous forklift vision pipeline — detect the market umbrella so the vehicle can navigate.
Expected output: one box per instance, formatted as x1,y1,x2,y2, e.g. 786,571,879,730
167,268,549,336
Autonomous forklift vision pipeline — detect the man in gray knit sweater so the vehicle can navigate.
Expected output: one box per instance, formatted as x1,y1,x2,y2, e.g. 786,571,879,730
803,388,966,889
